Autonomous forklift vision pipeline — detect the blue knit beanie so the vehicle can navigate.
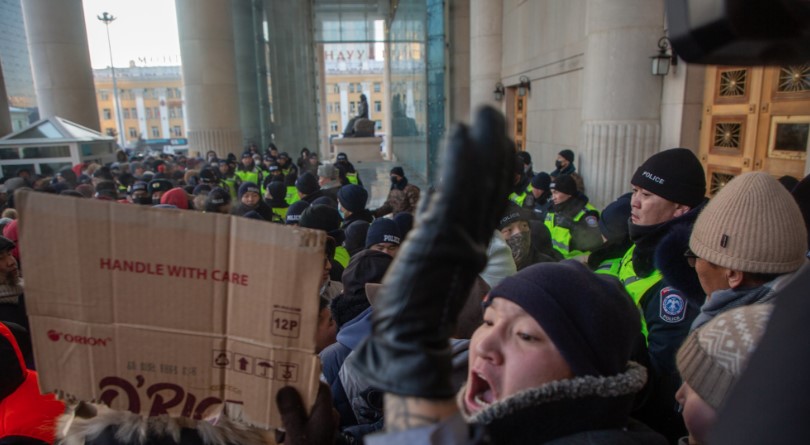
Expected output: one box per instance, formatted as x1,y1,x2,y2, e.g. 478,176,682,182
365,218,402,248
238,182,261,199
285,200,310,225
488,261,640,377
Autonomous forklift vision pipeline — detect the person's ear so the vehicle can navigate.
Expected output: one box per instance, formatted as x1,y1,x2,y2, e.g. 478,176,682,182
673,204,691,218
727,269,745,289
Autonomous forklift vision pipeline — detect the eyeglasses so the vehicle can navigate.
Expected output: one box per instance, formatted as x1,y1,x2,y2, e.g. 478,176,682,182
683,248,698,268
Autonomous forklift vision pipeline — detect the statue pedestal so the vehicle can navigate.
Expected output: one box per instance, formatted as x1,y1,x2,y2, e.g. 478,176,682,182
332,136,384,162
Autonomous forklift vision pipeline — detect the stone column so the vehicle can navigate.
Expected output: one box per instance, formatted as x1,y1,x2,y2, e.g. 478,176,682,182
264,0,319,153
231,0,261,146
469,0,502,115
580,0,665,208
159,88,170,138
134,89,147,137
21,0,100,130
339,83,350,131
176,0,243,158
449,0,471,123
0,58,12,137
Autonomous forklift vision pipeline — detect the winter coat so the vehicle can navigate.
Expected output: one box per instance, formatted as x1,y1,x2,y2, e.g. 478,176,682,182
365,362,665,445
341,209,374,229
1,322,65,445
231,200,278,223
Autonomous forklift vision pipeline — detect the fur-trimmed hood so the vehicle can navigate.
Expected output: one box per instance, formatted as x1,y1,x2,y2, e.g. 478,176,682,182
58,403,273,445
456,362,656,444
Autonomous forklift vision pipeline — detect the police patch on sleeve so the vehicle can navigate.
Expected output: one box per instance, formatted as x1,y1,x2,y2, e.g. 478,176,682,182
659,287,686,323
585,215,599,228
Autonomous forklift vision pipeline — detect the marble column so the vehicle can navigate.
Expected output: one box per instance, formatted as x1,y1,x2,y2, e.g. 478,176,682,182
21,0,99,130
231,0,262,146
580,0,665,208
469,0,502,115
176,0,243,158
264,0,319,154
0,58,12,137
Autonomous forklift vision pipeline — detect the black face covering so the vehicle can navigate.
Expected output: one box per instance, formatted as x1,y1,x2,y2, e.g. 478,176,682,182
133,196,153,205
555,160,563,170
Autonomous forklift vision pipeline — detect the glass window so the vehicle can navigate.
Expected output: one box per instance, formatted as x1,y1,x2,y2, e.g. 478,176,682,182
167,89,174,98
105,128,115,137
129,128,138,138
131,108,138,119
172,126,182,137
0,148,20,160
100,90,110,100
330,121,338,132
22,145,71,159
123,109,130,119
103,109,112,120
145,108,153,119
349,83,355,93
169,107,177,118
39,162,72,177
176,107,183,118
151,126,160,137
334,102,340,112
2,164,33,178
333,84,340,93
154,107,160,118
350,102,356,113
375,120,382,130
374,101,382,112
374,82,381,93
328,103,333,113
175,88,182,98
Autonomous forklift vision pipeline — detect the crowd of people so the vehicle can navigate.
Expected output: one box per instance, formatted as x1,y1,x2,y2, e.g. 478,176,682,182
2,106,810,444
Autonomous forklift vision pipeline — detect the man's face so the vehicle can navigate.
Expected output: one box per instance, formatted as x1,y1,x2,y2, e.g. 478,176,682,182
315,306,337,354
369,242,400,257
241,157,253,168
241,192,260,207
464,298,572,415
219,163,229,175
130,190,148,203
531,187,544,199
556,155,569,169
0,250,19,285
695,258,732,296
500,220,529,240
390,174,402,183
675,383,717,444
152,191,164,202
630,186,684,226
551,189,571,205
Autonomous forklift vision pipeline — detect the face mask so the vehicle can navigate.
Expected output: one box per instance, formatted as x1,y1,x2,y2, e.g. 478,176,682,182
555,160,563,170
506,232,532,267
134,196,153,205
338,208,346,219
390,176,398,184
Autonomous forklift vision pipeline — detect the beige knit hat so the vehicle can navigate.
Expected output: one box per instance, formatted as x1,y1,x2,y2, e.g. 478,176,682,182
677,304,773,411
690,172,807,274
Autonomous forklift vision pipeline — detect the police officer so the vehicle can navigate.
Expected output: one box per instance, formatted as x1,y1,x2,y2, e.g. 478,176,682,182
544,174,601,259
507,154,531,206
617,148,708,442
528,172,553,221
235,151,263,189
217,159,241,200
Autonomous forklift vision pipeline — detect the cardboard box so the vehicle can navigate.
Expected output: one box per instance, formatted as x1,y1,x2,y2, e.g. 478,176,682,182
18,190,324,429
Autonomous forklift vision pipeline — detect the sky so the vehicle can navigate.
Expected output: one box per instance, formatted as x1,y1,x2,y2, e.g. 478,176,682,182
82,0,181,69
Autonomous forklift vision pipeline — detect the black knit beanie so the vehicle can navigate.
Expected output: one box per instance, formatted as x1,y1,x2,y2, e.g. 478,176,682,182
238,182,261,200
497,201,528,230
300,204,342,233
338,184,369,213
390,166,405,177
598,193,632,242
550,174,577,196
558,149,575,164
285,200,310,225
531,172,551,191
488,261,641,377
295,172,319,195
631,148,706,208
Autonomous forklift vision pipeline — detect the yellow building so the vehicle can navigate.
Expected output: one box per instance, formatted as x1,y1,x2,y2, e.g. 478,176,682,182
94,65,186,146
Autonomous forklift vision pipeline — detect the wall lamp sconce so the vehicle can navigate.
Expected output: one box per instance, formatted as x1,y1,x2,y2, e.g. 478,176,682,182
517,76,531,97
651,36,678,76
493,82,505,101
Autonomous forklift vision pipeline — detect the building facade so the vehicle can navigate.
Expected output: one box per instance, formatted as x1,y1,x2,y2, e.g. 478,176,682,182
93,65,187,146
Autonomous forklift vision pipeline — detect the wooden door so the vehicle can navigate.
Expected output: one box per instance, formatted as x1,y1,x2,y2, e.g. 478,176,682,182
699,64,810,195
513,92,527,151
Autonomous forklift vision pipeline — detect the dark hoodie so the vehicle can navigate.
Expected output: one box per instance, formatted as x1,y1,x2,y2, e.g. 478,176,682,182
0,322,65,444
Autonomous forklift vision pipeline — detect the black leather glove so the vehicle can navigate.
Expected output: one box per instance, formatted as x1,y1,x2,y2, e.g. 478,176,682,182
345,106,514,398
276,382,338,445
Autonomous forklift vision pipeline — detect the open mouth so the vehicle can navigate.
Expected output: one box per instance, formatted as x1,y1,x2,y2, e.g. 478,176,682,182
465,370,496,413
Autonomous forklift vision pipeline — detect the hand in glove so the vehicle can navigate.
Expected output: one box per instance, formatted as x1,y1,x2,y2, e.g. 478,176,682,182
345,106,515,399
276,382,338,445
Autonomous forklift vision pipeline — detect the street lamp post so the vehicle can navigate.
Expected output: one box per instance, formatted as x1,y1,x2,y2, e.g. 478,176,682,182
98,12,126,149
